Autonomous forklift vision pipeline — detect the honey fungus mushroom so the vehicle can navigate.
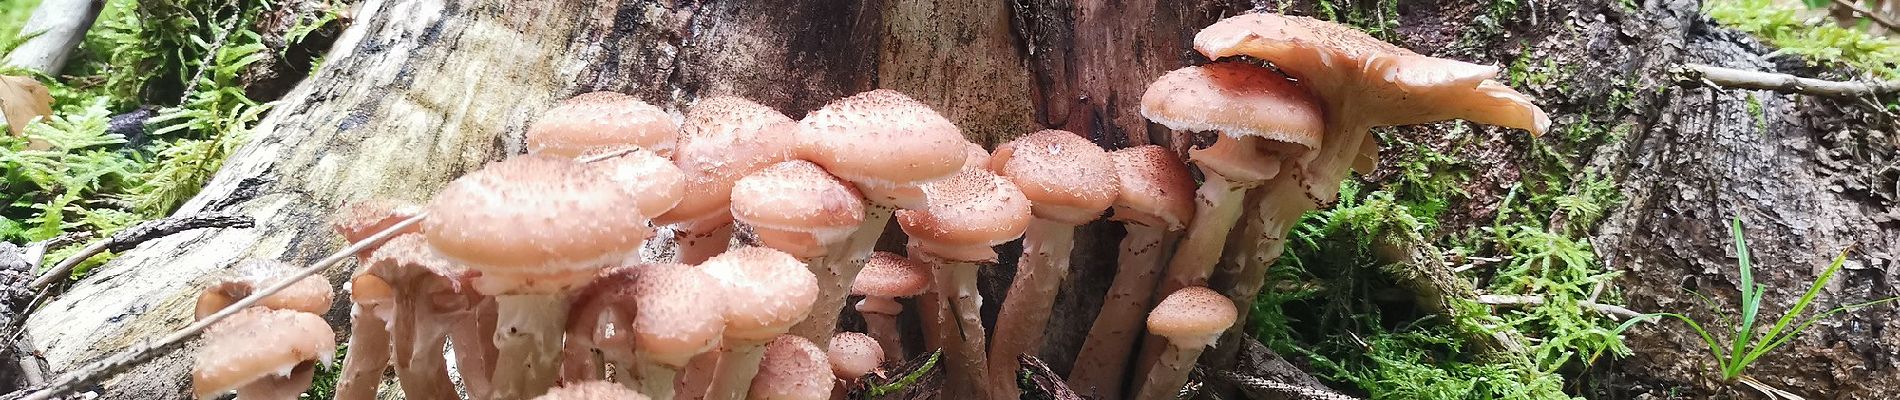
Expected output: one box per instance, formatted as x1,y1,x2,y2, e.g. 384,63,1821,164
526,91,679,158
192,307,337,399
193,260,335,320
422,154,657,399
661,96,799,263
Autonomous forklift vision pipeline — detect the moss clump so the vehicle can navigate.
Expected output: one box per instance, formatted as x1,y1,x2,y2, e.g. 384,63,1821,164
1706,0,1900,79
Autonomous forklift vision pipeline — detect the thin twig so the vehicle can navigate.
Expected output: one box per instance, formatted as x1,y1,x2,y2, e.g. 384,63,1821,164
1832,0,1900,32
27,213,254,290
1212,370,1360,400
1676,64,1900,99
1475,294,1645,320
4,214,424,400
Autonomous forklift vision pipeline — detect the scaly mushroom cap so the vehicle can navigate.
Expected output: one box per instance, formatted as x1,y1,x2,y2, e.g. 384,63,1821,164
747,335,834,400
798,89,968,204
896,168,1032,263
192,307,338,399
632,263,727,367
534,380,652,400
423,155,651,294
1108,145,1197,231
989,130,1119,225
861,142,991,209
659,96,799,224
730,160,865,256
827,332,883,380
1193,13,1549,202
850,252,932,299
589,148,688,219
526,91,678,158
1140,62,1324,150
195,260,335,320
331,199,422,245
1146,286,1237,349
364,234,482,316
699,247,819,342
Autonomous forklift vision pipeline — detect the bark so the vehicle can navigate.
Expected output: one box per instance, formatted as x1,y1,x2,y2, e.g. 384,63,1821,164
1,0,104,74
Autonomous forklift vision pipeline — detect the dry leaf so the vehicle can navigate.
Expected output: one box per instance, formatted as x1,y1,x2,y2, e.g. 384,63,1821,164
0,74,55,136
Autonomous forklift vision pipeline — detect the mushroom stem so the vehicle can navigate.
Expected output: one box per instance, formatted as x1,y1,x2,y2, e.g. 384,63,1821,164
335,305,391,400
676,218,734,265
450,299,497,400
235,361,318,400
1157,171,1247,296
917,286,944,353
631,357,683,400
856,301,904,361
392,294,458,400
675,352,721,399
935,260,991,400
987,218,1076,399
1066,225,1171,399
1132,342,1206,400
1204,177,1312,366
789,206,894,344
702,340,770,400
489,294,571,400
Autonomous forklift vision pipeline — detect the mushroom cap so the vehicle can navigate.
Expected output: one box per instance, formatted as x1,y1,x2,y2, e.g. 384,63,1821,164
1146,286,1237,349
192,307,338,399
195,260,335,320
363,234,486,316
827,332,883,380
699,247,819,342
1108,145,1197,231
1186,134,1288,184
1193,13,1549,203
989,130,1119,225
526,91,678,158
730,160,865,246
798,89,968,198
1140,62,1324,150
347,273,396,322
659,97,799,225
632,263,727,366
565,266,641,349
589,148,688,219
747,335,834,400
422,155,651,294
850,252,931,300
331,199,422,245
533,380,652,400
896,167,1032,262
860,142,990,209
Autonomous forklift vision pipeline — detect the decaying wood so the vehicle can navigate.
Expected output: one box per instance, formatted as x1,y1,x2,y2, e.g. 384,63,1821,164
3,215,421,400
1677,64,1900,99
26,213,255,290
1,0,104,74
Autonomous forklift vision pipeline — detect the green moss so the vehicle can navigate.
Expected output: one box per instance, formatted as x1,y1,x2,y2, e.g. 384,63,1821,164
1707,0,1900,79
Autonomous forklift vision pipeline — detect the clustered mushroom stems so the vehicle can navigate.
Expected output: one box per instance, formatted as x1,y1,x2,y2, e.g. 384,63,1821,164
145,13,1555,400
1068,144,1195,399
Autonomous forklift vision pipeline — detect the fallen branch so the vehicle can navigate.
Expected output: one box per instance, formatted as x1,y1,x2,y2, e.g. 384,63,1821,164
0,0,105,74
1213,370,1360,400
27,213,255,290
2,213,422,400
1474,294,1645,320
1676,64,1900,99
1832,0,1900,32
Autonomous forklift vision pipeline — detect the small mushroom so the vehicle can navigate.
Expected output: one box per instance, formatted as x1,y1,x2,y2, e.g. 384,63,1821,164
746,335,834,400
526,91,679,159
699,247,820,400
826,332,882,396
589,147,688,220
1132,287,1236,400
984,129,1119,399
661,96,799,263
730,160,865,261
792,89,972,345
1067,145,1198,399
629,263,727,399
192,307,338,400
193,260,335,320
423,155,655,399
849,252,931,361
534,380,652,400
897,166,1033,400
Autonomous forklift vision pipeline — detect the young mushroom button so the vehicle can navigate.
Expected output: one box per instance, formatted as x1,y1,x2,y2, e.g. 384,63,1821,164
1134,287,1237,400
746,335,834,400
630,263,727,400
850,252,932,361
533,381,652,400
827,332,883,386
699,246,820,400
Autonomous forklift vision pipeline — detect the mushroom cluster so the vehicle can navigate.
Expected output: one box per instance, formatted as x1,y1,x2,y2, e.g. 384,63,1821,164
187,11,1545,400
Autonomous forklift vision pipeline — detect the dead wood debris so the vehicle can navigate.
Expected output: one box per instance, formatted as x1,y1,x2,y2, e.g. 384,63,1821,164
1675,64,1900,99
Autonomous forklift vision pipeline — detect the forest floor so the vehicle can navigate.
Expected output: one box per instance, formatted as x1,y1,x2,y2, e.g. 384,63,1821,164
4,0,1899,399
